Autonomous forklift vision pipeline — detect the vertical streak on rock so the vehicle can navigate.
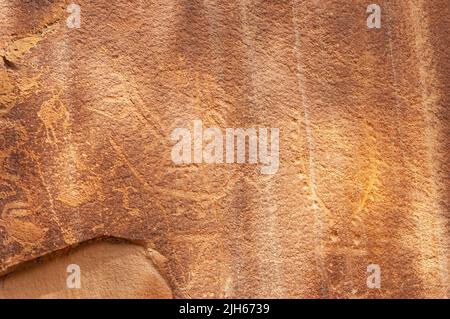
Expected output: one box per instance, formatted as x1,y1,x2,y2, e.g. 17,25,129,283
206,1,262,297
9,1,78,245
202,0,235,298
384,1,430,297
384,0,447,297
404,0,449,295
291,0,328,297
424,0,450,296
173,0,258,297
44,27,78,244
237,0,284,297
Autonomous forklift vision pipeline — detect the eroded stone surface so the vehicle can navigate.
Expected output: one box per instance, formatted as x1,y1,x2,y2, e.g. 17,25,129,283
0,238,173,298
0,0,449,298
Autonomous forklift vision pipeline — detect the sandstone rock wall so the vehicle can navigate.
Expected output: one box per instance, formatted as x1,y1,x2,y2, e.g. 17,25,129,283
0,0,449,298
0,238,173,298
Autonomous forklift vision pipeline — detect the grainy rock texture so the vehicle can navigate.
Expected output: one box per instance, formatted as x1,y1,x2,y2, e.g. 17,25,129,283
0,0,449,298
0,238,173,298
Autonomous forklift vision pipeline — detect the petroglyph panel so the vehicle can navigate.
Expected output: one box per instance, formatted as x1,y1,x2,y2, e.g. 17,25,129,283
0,0,449,298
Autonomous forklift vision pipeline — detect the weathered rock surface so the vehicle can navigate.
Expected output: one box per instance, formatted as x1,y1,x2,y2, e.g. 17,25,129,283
0,0,449,298
0,238,173,298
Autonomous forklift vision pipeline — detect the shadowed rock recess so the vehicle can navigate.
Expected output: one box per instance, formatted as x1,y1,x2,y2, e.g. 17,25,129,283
0,0,448,298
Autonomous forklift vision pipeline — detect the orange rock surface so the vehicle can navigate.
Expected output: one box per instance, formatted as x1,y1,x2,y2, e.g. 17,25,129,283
0,0,449,298
0,238,173,298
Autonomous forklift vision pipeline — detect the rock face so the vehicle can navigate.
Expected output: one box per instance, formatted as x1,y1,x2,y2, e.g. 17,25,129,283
0,238,173,298
0,0,449,298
